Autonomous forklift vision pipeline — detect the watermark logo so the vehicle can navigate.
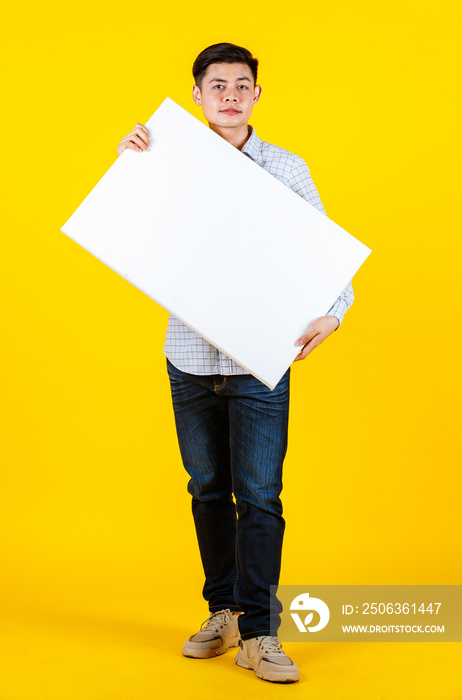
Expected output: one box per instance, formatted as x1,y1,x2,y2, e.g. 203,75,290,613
273,585,461,642
290,592,330,633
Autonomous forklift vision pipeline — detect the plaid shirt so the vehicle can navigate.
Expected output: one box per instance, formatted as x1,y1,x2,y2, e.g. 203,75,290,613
163,124,354,375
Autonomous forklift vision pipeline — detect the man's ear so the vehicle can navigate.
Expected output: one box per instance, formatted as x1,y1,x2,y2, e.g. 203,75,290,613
253,84,262,104
192,84,202,106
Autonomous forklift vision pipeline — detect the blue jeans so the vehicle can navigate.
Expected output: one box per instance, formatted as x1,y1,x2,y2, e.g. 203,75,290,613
166,357,290,640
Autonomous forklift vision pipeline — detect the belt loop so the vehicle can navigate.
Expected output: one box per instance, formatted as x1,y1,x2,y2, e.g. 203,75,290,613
214,376,227,394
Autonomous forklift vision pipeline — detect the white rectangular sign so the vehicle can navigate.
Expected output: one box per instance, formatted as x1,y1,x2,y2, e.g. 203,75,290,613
61,97,371,389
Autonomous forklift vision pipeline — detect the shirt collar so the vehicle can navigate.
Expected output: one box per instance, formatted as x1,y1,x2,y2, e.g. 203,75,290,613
241,124,263,164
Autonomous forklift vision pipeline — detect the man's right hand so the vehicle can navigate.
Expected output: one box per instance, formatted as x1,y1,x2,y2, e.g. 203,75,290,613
117,123,150,157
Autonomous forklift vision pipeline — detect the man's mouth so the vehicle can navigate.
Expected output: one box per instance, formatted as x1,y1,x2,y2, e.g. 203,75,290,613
220,109,240,114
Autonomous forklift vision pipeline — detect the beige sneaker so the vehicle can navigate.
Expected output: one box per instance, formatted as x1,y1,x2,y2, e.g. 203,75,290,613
235,635,300,682
182,609,242,659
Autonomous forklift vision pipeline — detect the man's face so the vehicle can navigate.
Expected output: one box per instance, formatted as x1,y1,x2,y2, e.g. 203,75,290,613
192,62,262,129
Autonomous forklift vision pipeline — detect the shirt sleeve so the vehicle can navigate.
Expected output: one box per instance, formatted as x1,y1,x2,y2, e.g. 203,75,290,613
285,156,354,330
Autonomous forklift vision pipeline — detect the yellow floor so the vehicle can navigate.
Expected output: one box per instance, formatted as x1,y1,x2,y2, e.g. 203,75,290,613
1,596,461,700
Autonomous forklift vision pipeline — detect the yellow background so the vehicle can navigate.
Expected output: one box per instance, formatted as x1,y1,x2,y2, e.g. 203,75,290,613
1,0,461,698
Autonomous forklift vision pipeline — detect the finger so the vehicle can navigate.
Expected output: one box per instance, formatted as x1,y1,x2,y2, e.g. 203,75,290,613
125,130,150,149
122,134,149,151
129,125,150,148
121,128,149,149
134,123,150,139
296,329,320,347
132,126,150,147
292,351,306,362
293,339,321,361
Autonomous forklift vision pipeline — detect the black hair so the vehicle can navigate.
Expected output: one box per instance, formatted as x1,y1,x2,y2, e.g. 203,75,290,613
193,42,258,90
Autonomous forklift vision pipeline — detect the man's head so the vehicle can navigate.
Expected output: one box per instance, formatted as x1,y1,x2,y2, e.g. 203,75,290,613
193,43,259,91
192,43,262,135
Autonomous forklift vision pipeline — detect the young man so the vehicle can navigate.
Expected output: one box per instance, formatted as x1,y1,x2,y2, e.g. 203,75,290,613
117,43,354,683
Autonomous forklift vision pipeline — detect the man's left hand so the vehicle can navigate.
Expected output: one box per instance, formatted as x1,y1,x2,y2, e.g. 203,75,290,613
292,316,339,362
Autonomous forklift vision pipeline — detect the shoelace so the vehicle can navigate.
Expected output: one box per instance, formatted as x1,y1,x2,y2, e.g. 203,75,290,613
257,635,284,654
200,609,232,633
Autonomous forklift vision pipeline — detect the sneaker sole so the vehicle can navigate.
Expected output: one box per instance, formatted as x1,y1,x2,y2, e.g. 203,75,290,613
235,650,300,682
182,635,240,659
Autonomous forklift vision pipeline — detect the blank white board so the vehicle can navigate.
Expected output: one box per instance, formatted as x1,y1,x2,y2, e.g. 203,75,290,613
61,97,371,389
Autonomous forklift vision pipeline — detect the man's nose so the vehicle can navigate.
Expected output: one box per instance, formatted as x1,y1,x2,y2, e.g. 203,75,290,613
224,91,239,101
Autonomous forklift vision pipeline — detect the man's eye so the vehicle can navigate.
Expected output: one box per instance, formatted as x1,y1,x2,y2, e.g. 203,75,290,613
238,85,248,89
